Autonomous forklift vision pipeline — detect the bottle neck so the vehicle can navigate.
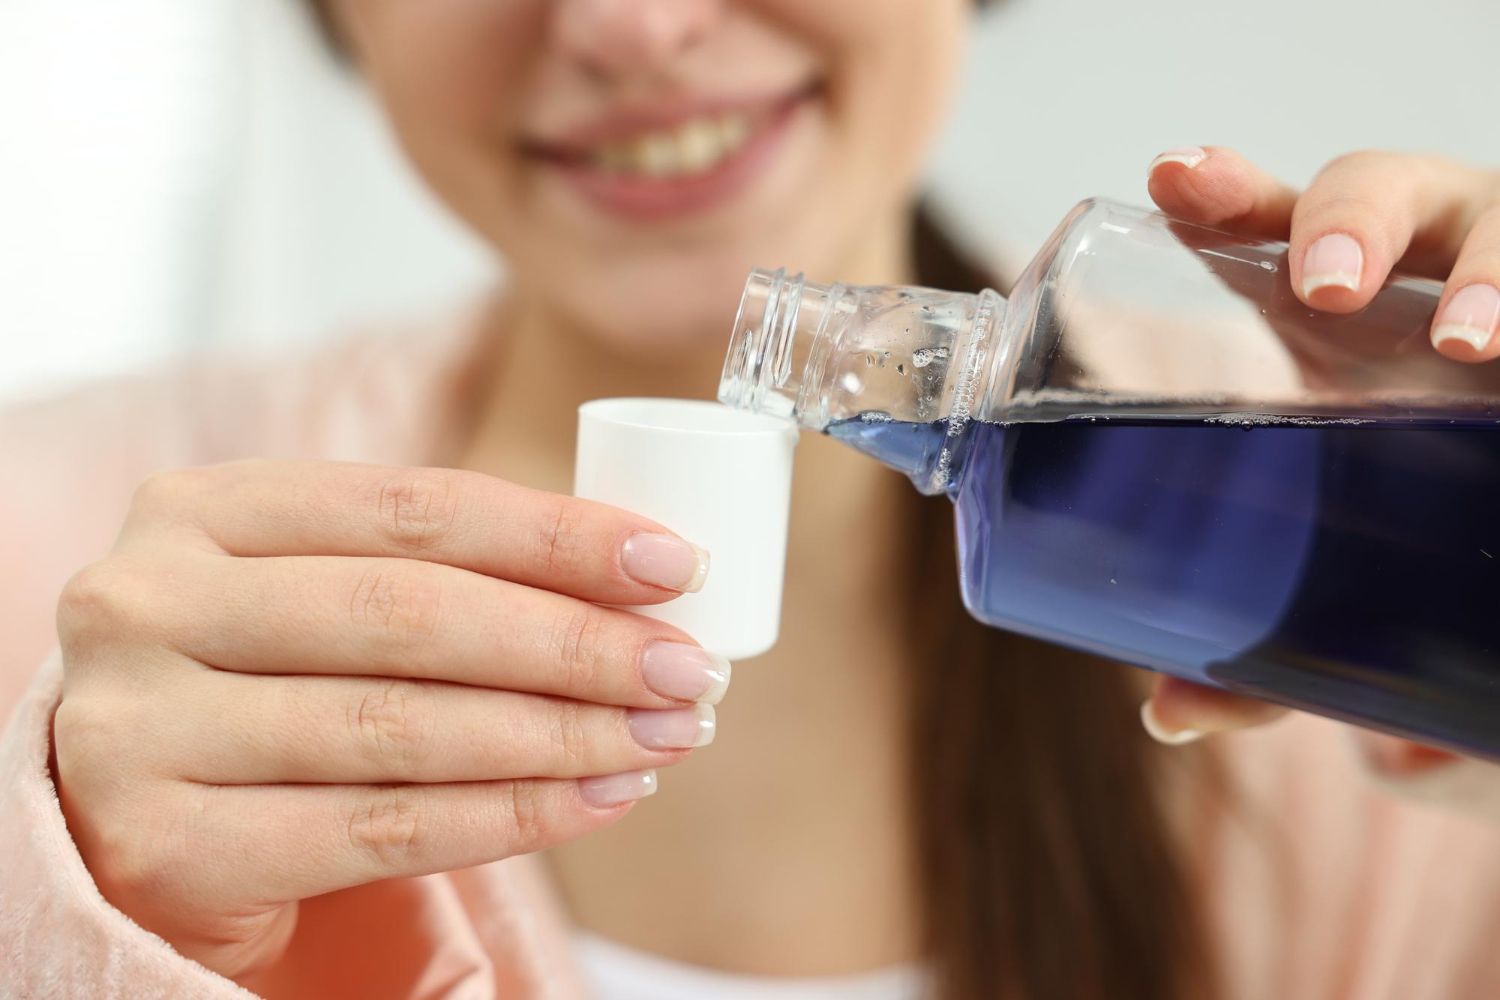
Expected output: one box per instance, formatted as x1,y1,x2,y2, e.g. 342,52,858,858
719,268,1006,493
718,268,841,422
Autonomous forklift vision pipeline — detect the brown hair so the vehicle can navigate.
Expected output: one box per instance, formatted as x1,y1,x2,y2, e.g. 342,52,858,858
303,3,1211,996
907,204,1210,999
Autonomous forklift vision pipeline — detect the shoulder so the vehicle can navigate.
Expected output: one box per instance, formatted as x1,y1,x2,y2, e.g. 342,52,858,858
3,305,485,484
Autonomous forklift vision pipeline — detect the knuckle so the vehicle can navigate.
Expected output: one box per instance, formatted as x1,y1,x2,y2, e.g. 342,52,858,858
81,786,197,904
52,696,114,778
347,562,443,652
128,467,208,516
551,604,607,694
373,469,461,552
57,562,116,631
534,495,590,578
57,560,145,647
51,696,87,752
503,781,556,848
346,786,428,867
54,692,155,795
542,699,593,768
347,680,434,773
98,824,171,900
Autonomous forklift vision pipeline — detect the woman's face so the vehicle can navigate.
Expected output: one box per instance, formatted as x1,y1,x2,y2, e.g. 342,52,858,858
331,0,970,351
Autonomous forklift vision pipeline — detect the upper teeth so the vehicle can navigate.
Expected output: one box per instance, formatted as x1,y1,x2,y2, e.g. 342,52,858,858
592,114,753,177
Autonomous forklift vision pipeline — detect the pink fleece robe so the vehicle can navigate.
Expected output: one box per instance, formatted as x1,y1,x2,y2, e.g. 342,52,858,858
4,318,1500,999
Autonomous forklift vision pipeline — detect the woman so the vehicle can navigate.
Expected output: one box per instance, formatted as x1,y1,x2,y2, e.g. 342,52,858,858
4,1,1500,997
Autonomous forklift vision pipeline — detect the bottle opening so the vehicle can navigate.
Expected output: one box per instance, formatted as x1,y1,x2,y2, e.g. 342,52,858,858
718,266,1003,491
720,267,841,425
720,267,783,416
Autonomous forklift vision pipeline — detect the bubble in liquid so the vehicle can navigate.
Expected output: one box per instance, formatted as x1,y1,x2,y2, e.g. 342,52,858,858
912,346,950,369
858,410,893,424
1258,260,1277,272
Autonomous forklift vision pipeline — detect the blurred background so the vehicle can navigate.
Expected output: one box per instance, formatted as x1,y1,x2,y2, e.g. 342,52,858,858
1,0,1496,402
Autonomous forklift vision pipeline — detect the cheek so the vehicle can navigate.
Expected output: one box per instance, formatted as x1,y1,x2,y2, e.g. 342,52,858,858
765,0,967,198
352,2,534,115
346,2,541,231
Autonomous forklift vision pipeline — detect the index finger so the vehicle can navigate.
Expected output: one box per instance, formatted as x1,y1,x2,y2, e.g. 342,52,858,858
1146,145,1300,239
130,460,708,605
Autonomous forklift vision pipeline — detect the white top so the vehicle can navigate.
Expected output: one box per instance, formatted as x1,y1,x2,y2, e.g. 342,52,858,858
573,933,930,1000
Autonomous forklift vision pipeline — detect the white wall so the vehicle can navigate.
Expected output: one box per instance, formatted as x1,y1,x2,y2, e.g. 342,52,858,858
933,0,1500,268
0,1,240,395
2,0,1497,401
0,0,490,401
209,3,491,354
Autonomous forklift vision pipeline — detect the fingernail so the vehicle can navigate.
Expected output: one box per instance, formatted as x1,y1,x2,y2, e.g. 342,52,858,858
1148,146,1207,176
628,704,716,749
1301,233,1364,297
1140,700,1203,746
621,533,710,593
579,769,659,807
1432,283,1500,354
641,642,732,705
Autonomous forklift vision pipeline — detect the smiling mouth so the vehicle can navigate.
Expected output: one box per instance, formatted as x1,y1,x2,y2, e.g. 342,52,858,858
569,110,756,177
520,82,820,218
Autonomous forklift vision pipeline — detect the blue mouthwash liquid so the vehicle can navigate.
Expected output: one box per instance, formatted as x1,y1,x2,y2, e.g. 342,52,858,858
829,415,1500,756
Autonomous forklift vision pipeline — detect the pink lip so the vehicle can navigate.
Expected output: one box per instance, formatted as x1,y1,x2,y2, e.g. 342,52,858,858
523,86,816,223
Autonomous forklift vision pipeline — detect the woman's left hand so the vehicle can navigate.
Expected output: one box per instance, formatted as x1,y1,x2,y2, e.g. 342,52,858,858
1138,146,1500,775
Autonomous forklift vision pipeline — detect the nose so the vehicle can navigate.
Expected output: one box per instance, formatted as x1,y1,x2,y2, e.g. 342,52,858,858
554,0,724,80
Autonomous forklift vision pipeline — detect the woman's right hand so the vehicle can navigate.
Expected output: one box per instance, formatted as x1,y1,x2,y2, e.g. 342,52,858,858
52,460,729,981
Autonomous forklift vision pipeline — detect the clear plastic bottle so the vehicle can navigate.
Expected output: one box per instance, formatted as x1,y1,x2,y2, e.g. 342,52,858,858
719,198,1500,757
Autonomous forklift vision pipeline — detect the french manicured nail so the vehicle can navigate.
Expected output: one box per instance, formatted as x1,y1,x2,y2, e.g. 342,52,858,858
579,769,659,808
621,533,710,593
1147,146,1207,175
1432,283,1500,354
1140,700,1203,746
1301,233,1364,297
628,704,716,749
641,642,732,705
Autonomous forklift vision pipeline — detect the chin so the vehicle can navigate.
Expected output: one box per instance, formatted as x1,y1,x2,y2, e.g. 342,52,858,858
564,276,746,363
514,237,773,354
